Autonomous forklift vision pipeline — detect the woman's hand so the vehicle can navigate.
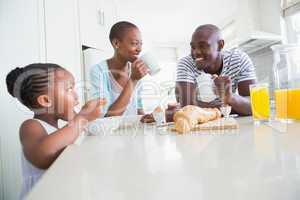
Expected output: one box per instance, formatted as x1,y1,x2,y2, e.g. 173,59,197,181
140,113,155,123
130,59,149,81
78,98,107,121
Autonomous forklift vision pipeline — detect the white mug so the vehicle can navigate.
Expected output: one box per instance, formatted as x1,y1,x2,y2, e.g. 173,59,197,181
196,72,217,102
140,53,161,76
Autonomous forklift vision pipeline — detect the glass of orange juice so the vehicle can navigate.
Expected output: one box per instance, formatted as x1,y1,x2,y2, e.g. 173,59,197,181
249,83,271,124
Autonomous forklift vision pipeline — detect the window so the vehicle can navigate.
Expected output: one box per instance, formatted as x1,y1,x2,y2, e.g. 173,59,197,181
285,12,300,43
283,0,300,43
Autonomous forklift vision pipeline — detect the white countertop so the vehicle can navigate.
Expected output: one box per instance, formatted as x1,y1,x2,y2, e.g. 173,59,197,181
27,117,300,200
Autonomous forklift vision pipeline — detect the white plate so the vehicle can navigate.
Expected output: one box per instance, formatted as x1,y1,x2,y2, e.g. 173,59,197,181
87,116,122,135
118,115,142,129
87,115,142,135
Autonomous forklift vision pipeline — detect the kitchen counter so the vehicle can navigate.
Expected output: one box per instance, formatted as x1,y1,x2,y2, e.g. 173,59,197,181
27,117,300,200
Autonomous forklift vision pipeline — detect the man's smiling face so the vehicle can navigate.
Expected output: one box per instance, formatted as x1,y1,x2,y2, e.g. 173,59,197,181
190,25,223,72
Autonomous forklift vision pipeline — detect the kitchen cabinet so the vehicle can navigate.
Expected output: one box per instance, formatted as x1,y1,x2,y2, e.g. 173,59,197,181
221,0,282,52
78,0,118,51
43,0,85,103
44,0,82,85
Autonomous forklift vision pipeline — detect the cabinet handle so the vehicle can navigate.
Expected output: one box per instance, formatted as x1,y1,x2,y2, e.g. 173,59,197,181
98,9,105,26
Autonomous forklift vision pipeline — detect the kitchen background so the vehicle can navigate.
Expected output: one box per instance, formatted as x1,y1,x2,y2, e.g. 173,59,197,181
0,0,300,199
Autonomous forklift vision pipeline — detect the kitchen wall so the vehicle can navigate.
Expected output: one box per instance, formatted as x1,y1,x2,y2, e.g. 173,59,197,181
115,0,238,46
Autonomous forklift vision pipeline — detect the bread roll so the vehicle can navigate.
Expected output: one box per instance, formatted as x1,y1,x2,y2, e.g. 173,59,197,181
173,105,221,133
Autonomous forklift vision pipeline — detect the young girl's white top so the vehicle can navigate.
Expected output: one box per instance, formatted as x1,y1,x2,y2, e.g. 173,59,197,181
20,119,57,199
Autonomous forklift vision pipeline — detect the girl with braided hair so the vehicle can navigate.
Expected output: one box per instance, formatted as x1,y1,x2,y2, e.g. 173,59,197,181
6,63,106,199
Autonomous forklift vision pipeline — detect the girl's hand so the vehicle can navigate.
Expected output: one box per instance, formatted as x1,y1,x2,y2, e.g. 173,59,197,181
79,98,106,121
130,59,149,81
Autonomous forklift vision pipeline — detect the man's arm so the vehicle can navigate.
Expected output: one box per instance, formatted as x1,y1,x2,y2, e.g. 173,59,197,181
175,82,197,106
175,81,222,108
225,50,257,116
227,79,256,116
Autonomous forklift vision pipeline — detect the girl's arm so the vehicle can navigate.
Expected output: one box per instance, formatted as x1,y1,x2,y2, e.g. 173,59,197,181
20,115,87,169
20,98,106,170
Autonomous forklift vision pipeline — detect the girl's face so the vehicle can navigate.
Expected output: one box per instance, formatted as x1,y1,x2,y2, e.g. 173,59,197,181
52,70,79,121
115,28,142,62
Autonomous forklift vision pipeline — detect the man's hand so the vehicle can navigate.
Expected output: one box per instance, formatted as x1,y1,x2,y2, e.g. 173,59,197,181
176,81,223,108
213,75,233,104
198,98,223,108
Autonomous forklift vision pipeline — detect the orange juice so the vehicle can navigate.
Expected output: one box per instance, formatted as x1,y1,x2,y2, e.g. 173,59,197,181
274,89,288,119
250,86,270,120
274,88,300,120
288,88,300,120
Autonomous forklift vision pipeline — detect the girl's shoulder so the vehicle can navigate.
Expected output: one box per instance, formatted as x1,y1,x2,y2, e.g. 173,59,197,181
19,119,50,143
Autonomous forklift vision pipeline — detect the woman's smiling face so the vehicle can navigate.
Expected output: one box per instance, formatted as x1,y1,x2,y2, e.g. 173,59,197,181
115,27,143,62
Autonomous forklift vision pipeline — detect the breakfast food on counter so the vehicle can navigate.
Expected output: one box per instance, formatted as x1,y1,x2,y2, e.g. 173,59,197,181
192,117,238,131
140,113,155,123
173,105,221,133
165,103,181,122
140,106,164,124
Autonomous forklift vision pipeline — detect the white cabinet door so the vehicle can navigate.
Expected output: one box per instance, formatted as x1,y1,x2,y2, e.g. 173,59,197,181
44,0,83,101
0,0,45,199
79,0,117,51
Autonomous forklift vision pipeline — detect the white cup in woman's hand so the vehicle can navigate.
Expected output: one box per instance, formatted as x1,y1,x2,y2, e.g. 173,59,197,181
140,53,161,76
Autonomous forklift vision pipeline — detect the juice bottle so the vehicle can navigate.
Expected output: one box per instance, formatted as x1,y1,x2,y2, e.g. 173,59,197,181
271,44,300,122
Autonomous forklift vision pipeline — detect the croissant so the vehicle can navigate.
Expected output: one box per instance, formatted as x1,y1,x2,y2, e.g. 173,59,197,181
173,105,221,133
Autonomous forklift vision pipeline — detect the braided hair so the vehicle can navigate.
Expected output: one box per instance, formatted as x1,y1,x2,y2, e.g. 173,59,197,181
6,63,63,109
